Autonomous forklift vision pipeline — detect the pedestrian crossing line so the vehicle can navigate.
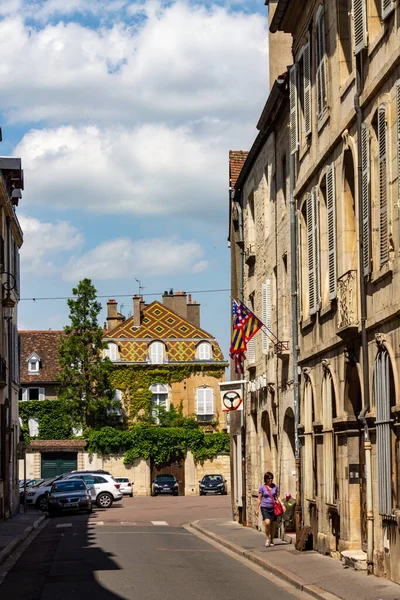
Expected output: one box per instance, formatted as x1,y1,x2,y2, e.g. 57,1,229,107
151,521,169,526
120,521,138,526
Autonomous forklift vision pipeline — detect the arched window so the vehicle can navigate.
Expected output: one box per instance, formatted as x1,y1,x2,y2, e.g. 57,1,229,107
104,343,119,362
149,342,165,364
196,342,212,361
303,379,315,501
196,388,214,423
322,370,336,505
374,347,396,515
149,384,168,424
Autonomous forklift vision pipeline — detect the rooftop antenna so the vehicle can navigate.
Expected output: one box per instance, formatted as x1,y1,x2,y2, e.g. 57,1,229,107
135,278,146,297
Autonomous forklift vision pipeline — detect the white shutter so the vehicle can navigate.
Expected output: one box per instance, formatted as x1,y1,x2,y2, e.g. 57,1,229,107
199,343,211,360
316,7,327,117
326,163,337,300
353,0,367,54
39,388,45,400
197,389,206,414
109,344,118,361
382,0,395,20
307,192,316,315
28,418,39,437
378,105,389,267
247,337,256,364
262,280,272,352
296,209,302,319
22,388,28,401
289,64,299,155
303,42,312,137
205,388,214,415
151,342,164,364
361,123,371,275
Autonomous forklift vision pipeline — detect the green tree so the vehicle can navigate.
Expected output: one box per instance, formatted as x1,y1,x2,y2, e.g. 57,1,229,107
58,278,117,429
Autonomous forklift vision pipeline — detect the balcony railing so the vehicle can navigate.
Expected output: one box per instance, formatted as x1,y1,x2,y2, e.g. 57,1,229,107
197,414,214,424
337,270,359,335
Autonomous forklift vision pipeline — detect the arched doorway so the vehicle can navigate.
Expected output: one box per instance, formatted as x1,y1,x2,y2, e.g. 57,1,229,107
281,408,296,497
344,360,366,550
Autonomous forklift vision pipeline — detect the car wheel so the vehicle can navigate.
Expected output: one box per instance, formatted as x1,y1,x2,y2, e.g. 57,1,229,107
96,492,113,508
130,492,133,498
37,495,48,512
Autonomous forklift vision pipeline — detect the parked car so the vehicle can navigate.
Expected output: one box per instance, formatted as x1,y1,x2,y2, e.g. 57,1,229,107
115,477,133,497
151,474,179,496
19,478,45,500
46,479,92,517
65,472,123,508
25,476,67,511
199,474,227,495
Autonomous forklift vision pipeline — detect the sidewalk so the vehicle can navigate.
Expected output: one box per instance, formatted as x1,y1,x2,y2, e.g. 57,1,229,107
0,509,45,566
189,519,400,600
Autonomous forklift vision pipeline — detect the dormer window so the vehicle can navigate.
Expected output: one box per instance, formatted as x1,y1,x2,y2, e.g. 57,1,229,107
103,343,120,362
149,341,166,364
196,342,212,361
27,352,41,374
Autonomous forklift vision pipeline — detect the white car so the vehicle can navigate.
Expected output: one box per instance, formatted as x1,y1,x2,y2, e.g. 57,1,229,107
25,476,65,511
114,477,133,497
66,473,123,508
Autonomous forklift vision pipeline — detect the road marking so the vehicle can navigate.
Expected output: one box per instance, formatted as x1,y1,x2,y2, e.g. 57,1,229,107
120,521,137,526
56,523,72,528
95,521,104,525
151,521,169,526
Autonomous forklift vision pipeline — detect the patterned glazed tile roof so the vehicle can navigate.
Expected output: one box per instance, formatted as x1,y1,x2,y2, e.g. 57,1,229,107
104,301,225,363
20,330,65,384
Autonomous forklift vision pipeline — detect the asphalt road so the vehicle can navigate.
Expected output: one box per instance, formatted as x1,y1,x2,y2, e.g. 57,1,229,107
0,496,307,600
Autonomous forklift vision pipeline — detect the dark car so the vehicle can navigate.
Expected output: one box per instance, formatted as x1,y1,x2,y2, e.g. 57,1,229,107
46,479,92,516
151,474,179,496
199,474,227,495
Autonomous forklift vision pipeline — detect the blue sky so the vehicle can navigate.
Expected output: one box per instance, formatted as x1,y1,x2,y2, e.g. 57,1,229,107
2,0,269,358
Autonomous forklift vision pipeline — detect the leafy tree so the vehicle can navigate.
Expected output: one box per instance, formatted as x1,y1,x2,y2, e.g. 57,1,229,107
58,278,118,429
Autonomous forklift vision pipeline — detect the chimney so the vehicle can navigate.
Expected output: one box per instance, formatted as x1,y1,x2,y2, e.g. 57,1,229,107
107,300,125,331
162,289,175,312
266,1,292,92
133,294,143,327
173,291,187,320
187,297,200,328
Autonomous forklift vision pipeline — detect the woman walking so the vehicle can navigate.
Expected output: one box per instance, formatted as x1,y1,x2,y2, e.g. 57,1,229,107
256,471,286,547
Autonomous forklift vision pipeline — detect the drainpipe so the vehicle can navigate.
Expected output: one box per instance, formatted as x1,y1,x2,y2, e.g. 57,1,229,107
232,190,247,526
355,55,373,574
289,149,301,537
6,216,13,516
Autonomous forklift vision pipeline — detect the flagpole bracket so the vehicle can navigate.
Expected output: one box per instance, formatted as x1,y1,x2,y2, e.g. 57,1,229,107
274,341,290,356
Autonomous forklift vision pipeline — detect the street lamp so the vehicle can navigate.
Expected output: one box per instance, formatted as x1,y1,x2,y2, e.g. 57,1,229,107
2,294,15,321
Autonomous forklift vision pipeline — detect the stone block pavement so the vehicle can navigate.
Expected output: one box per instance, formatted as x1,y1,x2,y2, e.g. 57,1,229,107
189,519,400,600
0,510,45,566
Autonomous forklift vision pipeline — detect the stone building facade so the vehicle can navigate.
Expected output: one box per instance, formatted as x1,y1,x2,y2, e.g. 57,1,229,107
0,158,24,520
269,0,400,584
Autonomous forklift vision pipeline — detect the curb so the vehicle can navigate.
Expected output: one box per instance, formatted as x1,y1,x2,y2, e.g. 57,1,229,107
189,521,342,600
0,514,46,567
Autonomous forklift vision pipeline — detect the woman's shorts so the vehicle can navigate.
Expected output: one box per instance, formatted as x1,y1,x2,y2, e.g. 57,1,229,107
261,507,277,522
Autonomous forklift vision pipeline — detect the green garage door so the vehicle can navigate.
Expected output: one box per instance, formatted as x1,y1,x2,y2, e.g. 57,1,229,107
41,452,77,478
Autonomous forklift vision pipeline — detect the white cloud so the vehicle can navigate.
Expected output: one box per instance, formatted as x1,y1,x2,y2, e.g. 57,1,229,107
18,214,84,274
63,236,208,281
0,3,267,125
14,123,230,217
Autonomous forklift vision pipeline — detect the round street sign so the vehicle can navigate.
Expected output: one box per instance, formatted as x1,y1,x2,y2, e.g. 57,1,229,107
222,390,243,412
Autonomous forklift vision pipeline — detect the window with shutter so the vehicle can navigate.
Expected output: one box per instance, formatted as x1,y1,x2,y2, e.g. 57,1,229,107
150,341,164,364
378,105,389,267
307,193,316,315
382,0,395,20
196,388,214,421
316,6,328,118
303,42,312,137
326,164,337,300
289,64,299,155
361,123,371,275
197,342,211,360
313,187,321,309
353,0,367,54
28,418,39,437
396,81,400,248
39,388,45,401
296,209,302,319
150,383,168,423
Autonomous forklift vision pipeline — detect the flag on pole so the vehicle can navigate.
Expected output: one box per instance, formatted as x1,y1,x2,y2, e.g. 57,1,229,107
232,299,263,343
230,300,247,375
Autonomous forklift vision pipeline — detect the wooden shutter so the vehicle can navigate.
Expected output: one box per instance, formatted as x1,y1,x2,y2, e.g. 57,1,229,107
197,388,213,415
28,418,39,437
307,192,316,315
378,105,389,267
326,163,337,299
151,342,164,364
312,186,321,310
289,64,299,155
296,209,302,319
382,0,395,20
199,343,211,360
196,389,205,414
361,123,371,275
262,279,272,352
353,0,367,54
39,388,45,401
303,42,312,137
316,7,327,117
109,343,117,361
22,388,28,401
